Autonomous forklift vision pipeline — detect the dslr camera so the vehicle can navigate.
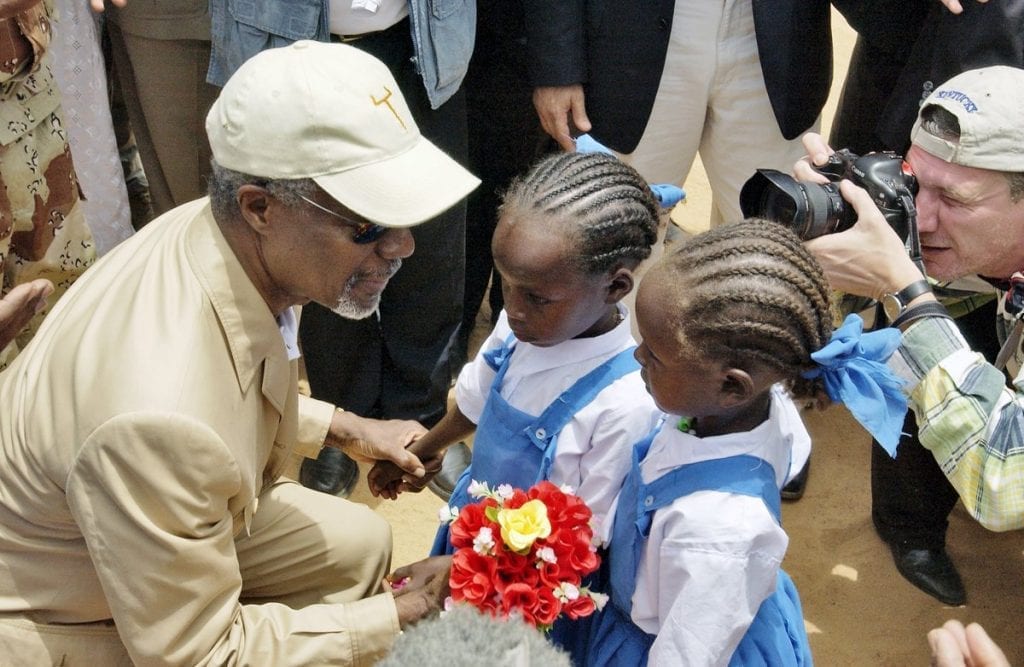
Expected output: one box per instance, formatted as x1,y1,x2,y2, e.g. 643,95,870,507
739,149,918,242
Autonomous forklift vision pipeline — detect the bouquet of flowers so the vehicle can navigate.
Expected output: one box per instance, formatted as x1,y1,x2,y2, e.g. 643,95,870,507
439,479,608,630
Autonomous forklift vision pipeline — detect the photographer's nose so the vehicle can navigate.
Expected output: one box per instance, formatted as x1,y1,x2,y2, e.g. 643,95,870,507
914,190,940,233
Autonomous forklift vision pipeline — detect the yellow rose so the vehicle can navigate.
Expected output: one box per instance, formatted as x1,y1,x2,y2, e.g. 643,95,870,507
497,500,552,554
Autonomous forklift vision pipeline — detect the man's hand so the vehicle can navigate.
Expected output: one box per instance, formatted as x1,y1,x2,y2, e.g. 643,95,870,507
794,133,927,300
388,556,452,629
928,620,1008,667
0,279,52,351
533,85,591,152
327,411,427,480
368,452,442,500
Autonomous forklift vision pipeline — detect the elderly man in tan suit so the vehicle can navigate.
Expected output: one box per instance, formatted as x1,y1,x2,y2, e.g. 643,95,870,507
0,41,478,666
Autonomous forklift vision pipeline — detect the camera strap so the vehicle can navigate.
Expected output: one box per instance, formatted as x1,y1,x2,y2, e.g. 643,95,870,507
899,192,927,276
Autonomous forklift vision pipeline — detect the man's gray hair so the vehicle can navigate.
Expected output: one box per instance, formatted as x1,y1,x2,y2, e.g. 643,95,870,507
207,161,318,221
919,105,1024,202
376,606,572,666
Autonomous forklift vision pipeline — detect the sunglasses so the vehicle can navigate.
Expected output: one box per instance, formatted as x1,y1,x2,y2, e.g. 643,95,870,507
296,194,389,244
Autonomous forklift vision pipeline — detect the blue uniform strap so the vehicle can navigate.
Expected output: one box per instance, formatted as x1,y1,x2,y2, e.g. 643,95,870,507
635,455,782,533
609,451,781,616
528,347,640,481
528,347,639,446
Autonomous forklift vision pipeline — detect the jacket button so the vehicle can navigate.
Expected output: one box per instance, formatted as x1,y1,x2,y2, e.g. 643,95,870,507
644,495,654,507
535,428,547,440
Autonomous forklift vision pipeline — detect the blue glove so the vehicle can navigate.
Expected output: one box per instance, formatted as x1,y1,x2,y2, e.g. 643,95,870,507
575,134,685,209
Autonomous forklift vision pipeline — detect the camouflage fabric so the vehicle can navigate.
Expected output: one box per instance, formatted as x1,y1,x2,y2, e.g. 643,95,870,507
0,0,95,368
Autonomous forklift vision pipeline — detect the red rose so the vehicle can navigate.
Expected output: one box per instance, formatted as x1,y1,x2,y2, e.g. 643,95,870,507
532,585,562,627
501,487,530,509
501,582,540,624
563,594,597,620
450,549,498,608
567,535,600,574
449,500,496,549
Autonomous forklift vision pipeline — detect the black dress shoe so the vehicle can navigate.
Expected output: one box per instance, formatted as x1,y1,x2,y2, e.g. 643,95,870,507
889,543,966,606
427,441,472,502
781,458,810,501
300,447,359,498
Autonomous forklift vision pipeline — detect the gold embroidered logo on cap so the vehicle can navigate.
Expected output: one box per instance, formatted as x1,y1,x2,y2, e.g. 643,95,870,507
371,86,407,131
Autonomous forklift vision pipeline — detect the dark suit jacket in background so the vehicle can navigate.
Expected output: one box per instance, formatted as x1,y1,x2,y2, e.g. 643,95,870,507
523,0,834,153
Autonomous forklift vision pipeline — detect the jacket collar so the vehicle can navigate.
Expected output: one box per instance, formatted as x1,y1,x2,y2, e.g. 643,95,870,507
184,201,291,413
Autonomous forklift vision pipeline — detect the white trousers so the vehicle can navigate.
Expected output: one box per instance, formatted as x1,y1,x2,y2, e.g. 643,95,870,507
620,0,819,227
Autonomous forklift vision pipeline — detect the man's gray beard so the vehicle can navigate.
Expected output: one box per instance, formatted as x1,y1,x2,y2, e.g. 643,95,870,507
331,286,380,319
330,259,401,320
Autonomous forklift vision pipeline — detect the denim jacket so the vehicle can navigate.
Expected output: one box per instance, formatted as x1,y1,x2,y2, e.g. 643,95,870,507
207,0,475,109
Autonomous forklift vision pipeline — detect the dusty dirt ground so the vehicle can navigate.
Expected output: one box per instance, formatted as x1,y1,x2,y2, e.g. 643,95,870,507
301,11,1024,665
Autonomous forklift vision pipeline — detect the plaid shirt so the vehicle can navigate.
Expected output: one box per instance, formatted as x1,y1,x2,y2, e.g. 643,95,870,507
889,316,1024,531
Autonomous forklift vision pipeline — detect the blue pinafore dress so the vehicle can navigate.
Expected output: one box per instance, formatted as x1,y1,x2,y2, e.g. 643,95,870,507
585,434,814,666
430,335,639,555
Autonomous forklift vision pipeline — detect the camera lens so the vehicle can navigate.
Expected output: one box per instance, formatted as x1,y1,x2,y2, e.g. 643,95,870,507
739,169,854,240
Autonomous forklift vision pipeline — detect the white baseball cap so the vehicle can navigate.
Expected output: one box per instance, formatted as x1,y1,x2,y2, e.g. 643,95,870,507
206,40,479,227
911,66,1024,173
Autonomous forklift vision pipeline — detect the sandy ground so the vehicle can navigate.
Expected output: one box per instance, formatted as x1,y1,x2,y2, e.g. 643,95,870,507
300,11,1024,665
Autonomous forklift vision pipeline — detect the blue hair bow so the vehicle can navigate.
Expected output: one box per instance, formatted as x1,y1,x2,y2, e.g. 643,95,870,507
575,134,685,208
803,314,908,456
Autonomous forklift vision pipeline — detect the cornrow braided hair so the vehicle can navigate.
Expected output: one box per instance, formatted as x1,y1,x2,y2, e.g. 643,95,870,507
500,151,660,274
658,218,835,400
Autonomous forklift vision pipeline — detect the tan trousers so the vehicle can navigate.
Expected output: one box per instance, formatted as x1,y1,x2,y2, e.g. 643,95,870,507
105,23,218,218
0,480,392,665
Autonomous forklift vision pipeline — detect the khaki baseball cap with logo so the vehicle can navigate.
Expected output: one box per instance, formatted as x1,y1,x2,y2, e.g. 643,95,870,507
911,65,1024,173
206,40,479,227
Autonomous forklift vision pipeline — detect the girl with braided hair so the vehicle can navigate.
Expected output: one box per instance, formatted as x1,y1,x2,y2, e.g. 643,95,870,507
583,218,907,666
368,150,665,554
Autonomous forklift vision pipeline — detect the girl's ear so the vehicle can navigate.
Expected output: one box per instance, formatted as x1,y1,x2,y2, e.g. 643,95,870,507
718,368,757,408
604,266,635,304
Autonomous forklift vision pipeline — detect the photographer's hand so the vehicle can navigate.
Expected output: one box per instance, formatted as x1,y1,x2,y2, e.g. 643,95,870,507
805,180,933,303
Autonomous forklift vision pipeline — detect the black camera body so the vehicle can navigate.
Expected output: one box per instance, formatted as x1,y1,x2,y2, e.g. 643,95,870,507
739,149,918,241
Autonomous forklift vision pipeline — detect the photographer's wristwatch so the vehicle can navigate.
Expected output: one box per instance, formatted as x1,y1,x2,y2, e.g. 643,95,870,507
881,279,933,322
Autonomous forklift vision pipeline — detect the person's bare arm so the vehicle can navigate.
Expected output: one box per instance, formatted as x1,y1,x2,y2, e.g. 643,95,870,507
0,279,52,350
367,407,475,499
326,410,427,478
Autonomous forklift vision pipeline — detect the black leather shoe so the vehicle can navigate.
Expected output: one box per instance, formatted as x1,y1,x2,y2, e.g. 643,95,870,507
300,447,359,498
781,458,810,501
889,544,966,606
427,441,472,502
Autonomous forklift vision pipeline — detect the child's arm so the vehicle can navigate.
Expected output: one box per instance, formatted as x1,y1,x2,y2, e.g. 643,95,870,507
367,406,476,499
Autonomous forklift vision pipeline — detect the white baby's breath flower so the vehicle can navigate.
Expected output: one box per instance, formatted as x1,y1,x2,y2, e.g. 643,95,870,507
496,484,514,500
467,479,489,498
536,546,557,564
559,483,575,495
473,526,495,555
438,505,459,524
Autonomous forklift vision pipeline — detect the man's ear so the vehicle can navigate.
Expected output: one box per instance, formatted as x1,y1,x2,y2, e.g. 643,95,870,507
718,368,757,408
604,266,635,304
236,184,272,235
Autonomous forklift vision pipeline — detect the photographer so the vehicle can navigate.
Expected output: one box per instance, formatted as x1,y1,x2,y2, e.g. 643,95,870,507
798,66,1024,534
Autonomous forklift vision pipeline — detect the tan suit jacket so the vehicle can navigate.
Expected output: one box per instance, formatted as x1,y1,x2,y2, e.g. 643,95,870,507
0,200,400,665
